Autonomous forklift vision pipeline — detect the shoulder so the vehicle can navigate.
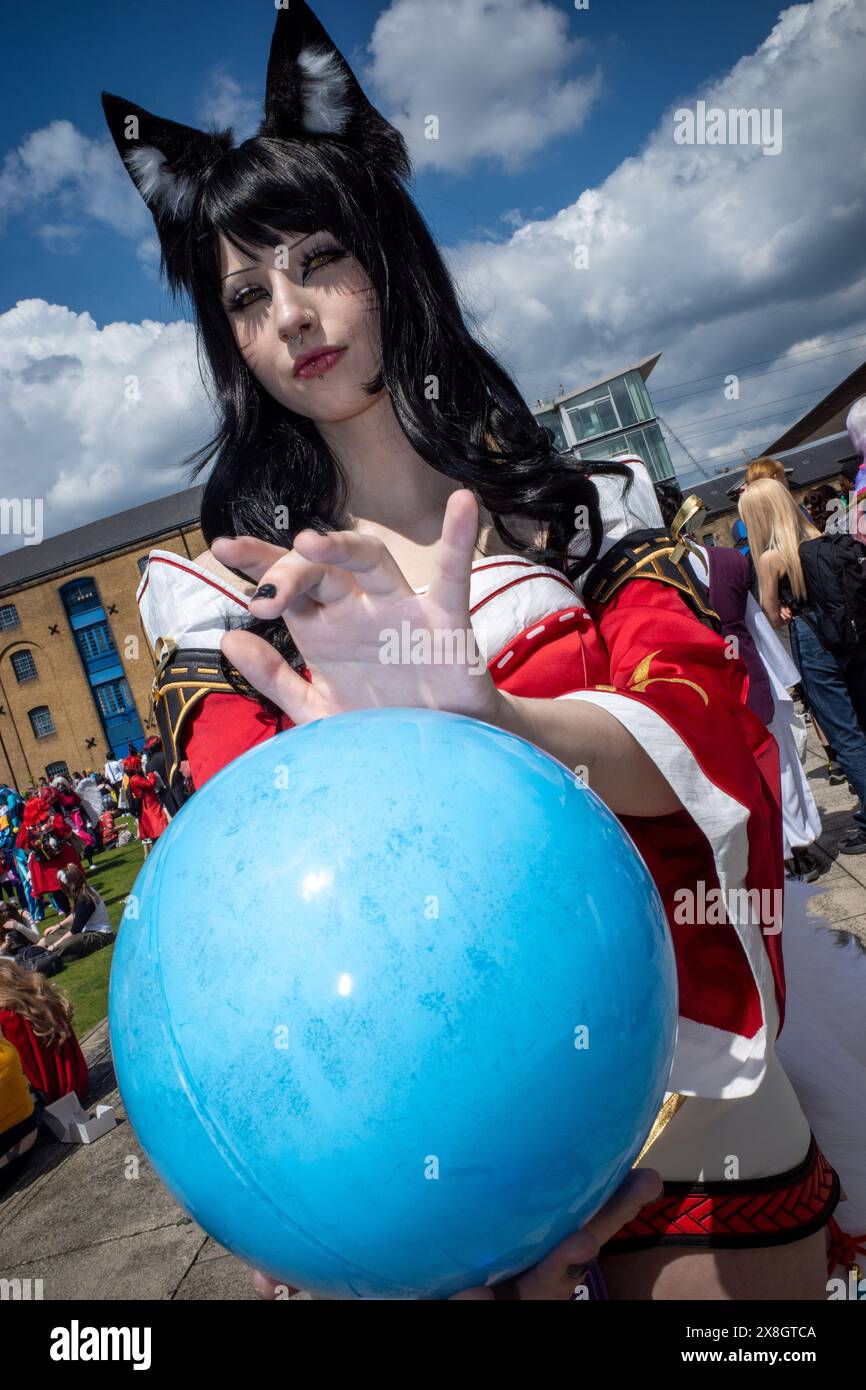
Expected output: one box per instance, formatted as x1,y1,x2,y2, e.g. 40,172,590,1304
136,548,255,655
757,549,784,578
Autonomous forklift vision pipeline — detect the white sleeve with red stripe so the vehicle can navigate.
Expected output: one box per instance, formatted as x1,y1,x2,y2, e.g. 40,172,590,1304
136,549,252,655
555,686,780,1099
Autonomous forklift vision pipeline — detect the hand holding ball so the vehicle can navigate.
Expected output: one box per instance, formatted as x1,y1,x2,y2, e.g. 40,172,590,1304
110,708,677,1298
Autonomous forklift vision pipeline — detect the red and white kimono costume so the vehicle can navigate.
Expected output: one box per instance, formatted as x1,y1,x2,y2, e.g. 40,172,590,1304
136,465,854,1264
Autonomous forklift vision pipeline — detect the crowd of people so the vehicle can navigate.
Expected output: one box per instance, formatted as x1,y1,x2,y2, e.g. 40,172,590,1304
655,405,866,885
0,733,183,1189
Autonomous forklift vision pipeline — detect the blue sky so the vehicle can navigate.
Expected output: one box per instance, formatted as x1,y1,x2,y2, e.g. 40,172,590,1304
1,0,791,326
1,0,865,545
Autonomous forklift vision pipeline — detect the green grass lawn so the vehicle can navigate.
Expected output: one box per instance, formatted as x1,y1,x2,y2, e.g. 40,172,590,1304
42,819,146,1038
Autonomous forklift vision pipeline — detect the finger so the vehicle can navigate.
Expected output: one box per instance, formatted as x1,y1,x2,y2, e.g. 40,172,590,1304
247,550,357,615
511,1231,599,1301
427,489,478,614
292,528,414,599
212,533,359,608
510,1168,663,1302
220,629,313,725
210,535,294,586
582,1166,664,1248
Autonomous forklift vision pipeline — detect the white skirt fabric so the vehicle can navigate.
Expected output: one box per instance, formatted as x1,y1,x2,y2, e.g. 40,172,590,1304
744,597,822,855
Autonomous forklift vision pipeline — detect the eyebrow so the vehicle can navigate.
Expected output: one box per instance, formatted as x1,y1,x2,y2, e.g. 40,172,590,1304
220,231,320,286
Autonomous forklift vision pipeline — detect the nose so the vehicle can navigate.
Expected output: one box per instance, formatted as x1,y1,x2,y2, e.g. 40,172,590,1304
271,277,317,344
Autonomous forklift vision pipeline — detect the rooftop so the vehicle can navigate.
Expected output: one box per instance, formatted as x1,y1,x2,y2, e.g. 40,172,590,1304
682,431,859,517
0,485,205,595
763,356,866,454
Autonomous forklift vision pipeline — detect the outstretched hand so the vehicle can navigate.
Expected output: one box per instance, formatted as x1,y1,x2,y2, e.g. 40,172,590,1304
211,489,501,727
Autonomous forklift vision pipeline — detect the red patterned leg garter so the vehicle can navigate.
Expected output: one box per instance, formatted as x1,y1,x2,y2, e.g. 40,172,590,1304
602,1135,840,1255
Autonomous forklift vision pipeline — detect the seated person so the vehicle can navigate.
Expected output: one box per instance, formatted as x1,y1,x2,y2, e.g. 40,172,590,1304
42,866,115,962
97,807,118,850
0,903,41,955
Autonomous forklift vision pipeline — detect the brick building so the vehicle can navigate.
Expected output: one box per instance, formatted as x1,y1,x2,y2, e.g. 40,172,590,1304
0,486,206,792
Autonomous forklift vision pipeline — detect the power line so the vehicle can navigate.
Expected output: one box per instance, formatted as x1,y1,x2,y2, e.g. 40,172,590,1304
656,416,714,480
652,342,866,408
677,399,842,445
650,329,866,400
675,397,828,445
529,329,866,411
670,382,842,437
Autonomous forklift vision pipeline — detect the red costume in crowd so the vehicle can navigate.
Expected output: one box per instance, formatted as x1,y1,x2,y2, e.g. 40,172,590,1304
0,1008,89,1108
124,756,169,843
15,791,82,897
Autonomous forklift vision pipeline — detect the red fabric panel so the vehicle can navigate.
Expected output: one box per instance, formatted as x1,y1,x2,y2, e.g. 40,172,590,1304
0,1009,89,1107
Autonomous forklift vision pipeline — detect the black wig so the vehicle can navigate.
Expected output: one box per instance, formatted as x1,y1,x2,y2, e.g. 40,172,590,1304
101,1,632,699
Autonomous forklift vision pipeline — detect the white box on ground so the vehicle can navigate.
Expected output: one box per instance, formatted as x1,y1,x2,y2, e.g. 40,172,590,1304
43,1093,117,1144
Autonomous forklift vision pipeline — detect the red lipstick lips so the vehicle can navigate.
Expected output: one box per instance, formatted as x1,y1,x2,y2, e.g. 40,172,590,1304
293,346,347,378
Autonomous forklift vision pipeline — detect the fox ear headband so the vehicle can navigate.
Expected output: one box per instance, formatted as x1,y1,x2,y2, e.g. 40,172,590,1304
101,0,410,275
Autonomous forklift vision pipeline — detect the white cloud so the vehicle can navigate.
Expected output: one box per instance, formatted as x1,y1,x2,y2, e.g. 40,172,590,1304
443,0,866,479
198,68,261,141
366,0,602,174
0,120,145,239
0,300,212,553
0,67,261,273
2,0,864,533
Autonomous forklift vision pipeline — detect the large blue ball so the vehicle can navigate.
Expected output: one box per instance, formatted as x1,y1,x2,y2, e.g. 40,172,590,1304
109,707,677,1299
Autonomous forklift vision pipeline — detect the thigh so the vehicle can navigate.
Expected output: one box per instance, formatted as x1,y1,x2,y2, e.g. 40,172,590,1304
842,652,866,730
55,935,87,960
600,1228,828,1300
77,932,107,957
794,621,861,748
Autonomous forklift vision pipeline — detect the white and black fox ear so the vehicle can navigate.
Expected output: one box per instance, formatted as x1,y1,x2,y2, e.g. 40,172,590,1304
259,1,411,180
101,91,235,229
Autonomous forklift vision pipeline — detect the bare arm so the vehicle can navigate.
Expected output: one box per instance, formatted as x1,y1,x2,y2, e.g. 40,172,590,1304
494,691,683,818
757,551,785,628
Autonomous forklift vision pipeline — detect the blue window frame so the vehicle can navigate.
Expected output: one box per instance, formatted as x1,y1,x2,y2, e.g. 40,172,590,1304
95,678,133,718
0,604,20,630
76,622,117,661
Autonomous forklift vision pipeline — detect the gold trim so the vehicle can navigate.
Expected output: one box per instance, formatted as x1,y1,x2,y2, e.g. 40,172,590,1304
160,681,237,786
594,651,709,706
634,1093,688,1167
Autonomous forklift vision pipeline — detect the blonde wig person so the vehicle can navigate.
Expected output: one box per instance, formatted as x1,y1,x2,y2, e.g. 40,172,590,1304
740,478,866,854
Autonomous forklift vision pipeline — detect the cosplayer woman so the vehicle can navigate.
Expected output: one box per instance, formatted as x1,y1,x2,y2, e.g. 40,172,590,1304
123,753,169,858
103,2,859,1298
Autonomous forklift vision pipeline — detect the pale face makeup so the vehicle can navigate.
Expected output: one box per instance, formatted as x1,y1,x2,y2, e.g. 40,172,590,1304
216,229,385,424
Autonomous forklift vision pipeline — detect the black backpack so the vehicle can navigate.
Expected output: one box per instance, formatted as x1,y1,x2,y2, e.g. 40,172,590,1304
798,534,866,652
126,779,143,819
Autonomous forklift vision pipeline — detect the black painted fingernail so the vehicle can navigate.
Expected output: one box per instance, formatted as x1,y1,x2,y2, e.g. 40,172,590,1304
252,583,277,599
567,1263,590,1281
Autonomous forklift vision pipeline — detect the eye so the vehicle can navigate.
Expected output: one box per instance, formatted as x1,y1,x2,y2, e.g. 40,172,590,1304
222,245,348,312
300,245,347,283
224,284,266,313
